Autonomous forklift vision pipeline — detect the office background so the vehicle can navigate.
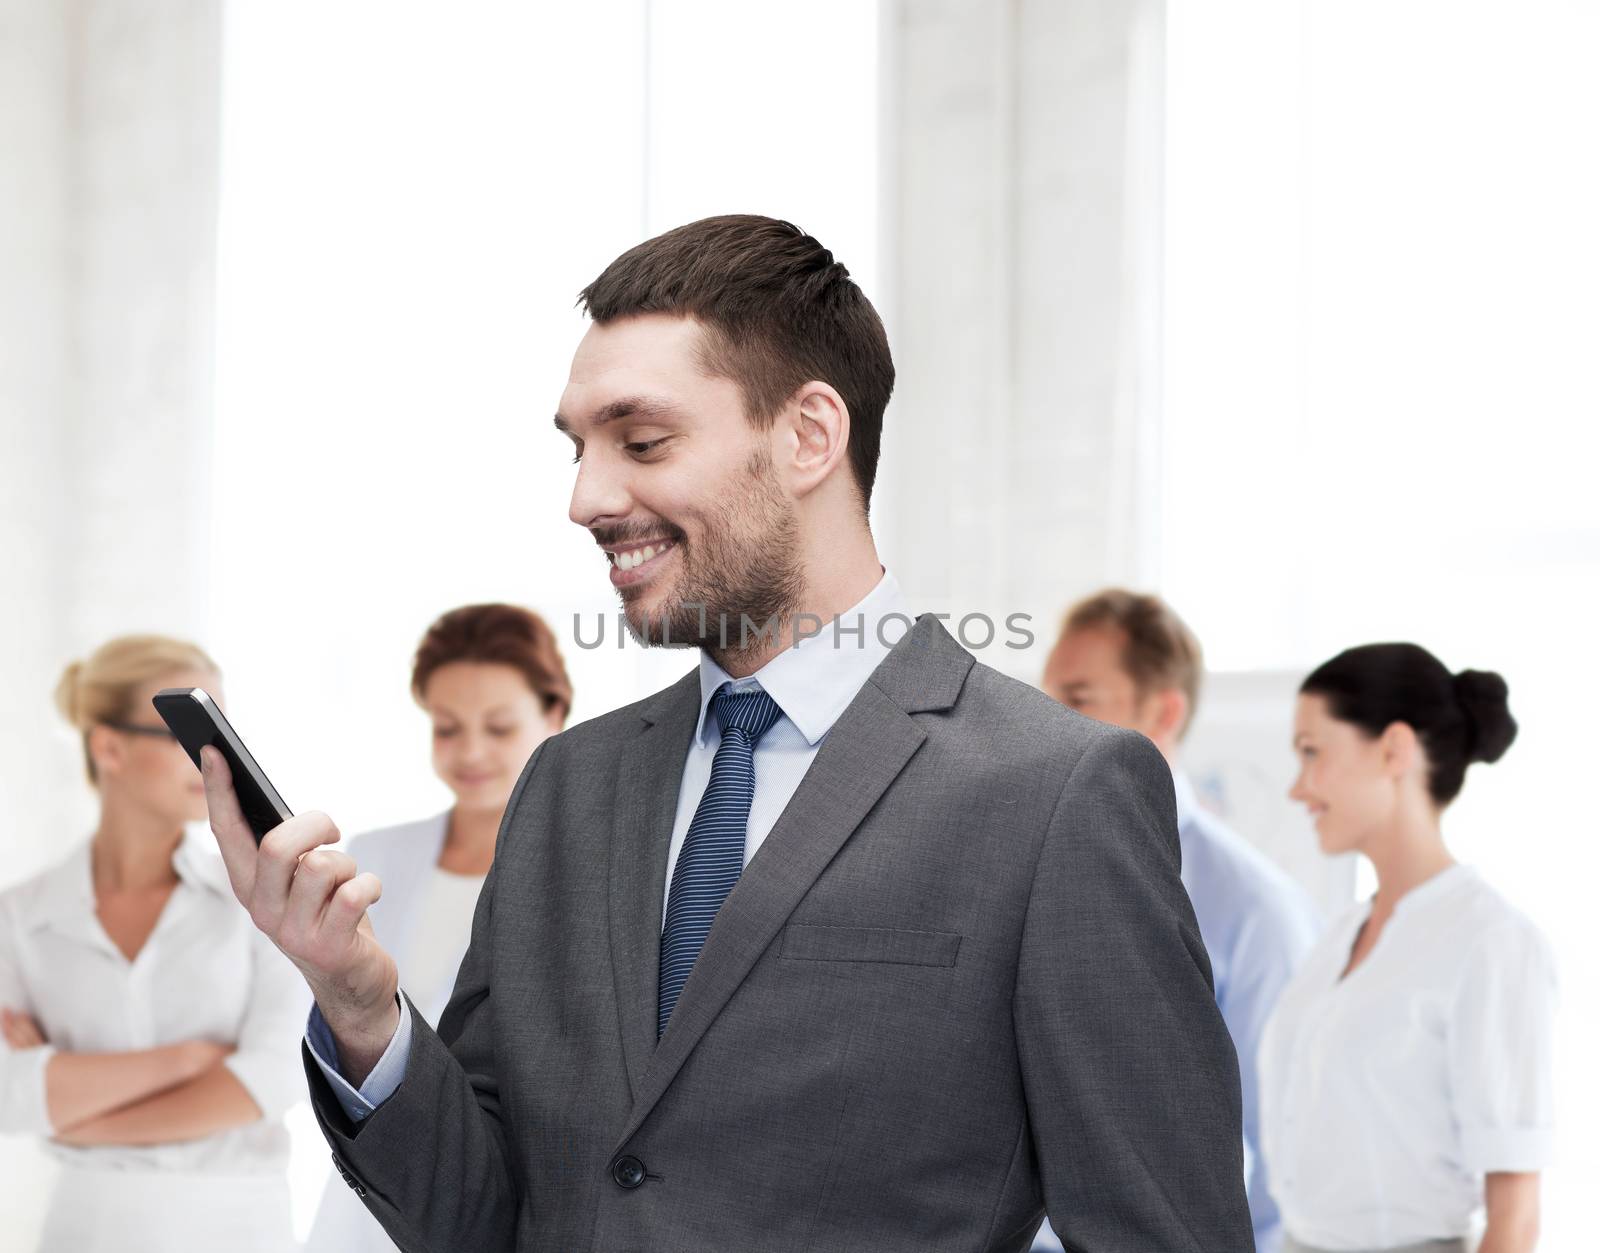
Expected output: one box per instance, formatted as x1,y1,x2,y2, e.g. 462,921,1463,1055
1,1,1594,1247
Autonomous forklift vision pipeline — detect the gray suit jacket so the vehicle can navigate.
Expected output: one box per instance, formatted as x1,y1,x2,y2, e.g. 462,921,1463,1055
307,616,1252,1251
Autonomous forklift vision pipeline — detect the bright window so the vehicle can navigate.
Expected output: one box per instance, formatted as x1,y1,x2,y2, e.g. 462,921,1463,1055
1164,3,1600,1245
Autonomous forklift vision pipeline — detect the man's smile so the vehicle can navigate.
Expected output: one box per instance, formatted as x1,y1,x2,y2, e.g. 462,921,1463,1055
604,537,679,586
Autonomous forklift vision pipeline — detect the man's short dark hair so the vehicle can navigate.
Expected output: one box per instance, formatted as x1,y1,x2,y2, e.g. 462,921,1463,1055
578,215,894,510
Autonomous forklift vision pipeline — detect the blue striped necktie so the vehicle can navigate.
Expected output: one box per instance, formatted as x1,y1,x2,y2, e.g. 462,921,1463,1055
658,683,784,1037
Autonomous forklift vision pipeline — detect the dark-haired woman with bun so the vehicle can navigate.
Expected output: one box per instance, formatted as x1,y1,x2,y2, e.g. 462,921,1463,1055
305,603,570,1253
1260,644,1553,1253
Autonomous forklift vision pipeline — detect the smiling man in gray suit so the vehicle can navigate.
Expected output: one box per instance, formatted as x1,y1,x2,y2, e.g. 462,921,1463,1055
200,216,1252,1252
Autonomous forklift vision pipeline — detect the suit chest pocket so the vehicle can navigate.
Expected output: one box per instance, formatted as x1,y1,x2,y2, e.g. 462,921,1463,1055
779,923,961,967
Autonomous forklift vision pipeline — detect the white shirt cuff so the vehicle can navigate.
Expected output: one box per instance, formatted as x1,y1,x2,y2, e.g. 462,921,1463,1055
1459,1123,1555,1173
304,995,412,1122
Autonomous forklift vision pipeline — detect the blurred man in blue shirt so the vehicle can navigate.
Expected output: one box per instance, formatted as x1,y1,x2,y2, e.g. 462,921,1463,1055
1034,589,1320,1253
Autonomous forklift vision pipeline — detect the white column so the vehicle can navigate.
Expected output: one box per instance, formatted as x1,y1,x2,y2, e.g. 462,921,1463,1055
65,0,222,646
0,0,76,856
877,0,1163,677
0,3,221,1244
0,0,221,881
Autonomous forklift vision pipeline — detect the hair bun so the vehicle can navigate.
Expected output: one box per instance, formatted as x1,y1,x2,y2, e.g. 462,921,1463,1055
1453,669,1517,763
54,659,85,727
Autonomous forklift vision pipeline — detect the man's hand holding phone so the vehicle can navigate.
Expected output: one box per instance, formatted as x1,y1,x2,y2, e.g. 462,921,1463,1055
199,746,400,1086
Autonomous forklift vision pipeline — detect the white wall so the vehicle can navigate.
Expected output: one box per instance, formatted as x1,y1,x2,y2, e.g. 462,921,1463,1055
0,3,74,1227
0,0,221,886
0,1,223,1247
67,0,220,647
881,0,1165,683
0,0,75,872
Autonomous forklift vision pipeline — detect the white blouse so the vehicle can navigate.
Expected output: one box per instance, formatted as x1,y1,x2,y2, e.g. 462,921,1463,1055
1259,864,1556,1250
403,867,488,1023
0,832,308,1172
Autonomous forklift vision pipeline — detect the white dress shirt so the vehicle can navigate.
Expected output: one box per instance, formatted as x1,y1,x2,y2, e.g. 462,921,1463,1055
660,570,911,922
0,832,308,1251
1258,863,1556,1250
308,570,912,1121
0,831,308,1165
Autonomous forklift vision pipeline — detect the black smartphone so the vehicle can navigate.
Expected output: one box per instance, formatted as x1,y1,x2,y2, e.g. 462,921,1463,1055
152,687,293,843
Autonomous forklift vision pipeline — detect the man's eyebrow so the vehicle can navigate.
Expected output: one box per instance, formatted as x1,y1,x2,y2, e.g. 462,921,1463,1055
553,396,685,433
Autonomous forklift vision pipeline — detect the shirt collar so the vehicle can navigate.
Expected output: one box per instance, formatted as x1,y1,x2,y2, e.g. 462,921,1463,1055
171,827,236,898
1390,862,1476,920
22,828,229,935
21,842,94,931
694,568,911,748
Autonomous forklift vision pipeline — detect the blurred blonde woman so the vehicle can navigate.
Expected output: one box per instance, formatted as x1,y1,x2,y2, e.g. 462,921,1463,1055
1261,643,1553,1253
0,635,306,1253
306,603,570,1253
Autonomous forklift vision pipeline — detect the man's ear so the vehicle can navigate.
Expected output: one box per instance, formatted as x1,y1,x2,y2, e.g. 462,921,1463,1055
1160,688,1191,744
1132,686,1188,756
783,381,851,498
1141,687,1189,752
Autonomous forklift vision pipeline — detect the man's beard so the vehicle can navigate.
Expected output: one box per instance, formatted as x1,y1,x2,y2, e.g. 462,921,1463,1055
621,452,805,660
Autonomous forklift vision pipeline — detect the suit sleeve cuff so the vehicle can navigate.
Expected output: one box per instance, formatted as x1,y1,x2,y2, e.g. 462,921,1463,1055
304,995,412,1122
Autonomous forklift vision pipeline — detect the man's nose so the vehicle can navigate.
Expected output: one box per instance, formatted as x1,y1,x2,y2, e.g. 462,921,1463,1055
568,451,631,529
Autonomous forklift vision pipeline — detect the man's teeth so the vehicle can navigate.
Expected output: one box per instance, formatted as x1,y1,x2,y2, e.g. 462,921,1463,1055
612,543,671,571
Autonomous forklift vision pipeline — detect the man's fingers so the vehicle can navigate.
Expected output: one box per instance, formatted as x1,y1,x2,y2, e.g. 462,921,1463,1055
251,811,342,936
192,753,388,1003
280,848,358,952
323,872,383,939
199,747,257,896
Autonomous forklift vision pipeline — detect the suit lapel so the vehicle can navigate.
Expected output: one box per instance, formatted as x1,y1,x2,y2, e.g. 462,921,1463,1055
607,669,701,1100
611,615,974,1149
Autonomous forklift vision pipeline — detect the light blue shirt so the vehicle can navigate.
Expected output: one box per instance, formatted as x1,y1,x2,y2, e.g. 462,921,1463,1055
1174,771,1320,1253
305,570,912,1122
1032,768,1321,1253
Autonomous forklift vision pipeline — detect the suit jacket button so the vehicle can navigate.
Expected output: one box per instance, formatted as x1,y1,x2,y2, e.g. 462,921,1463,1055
331,1153,366,1197
611,1155,646,1189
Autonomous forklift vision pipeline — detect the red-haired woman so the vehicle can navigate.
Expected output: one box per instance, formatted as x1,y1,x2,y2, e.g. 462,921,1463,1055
305,604,570,1253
